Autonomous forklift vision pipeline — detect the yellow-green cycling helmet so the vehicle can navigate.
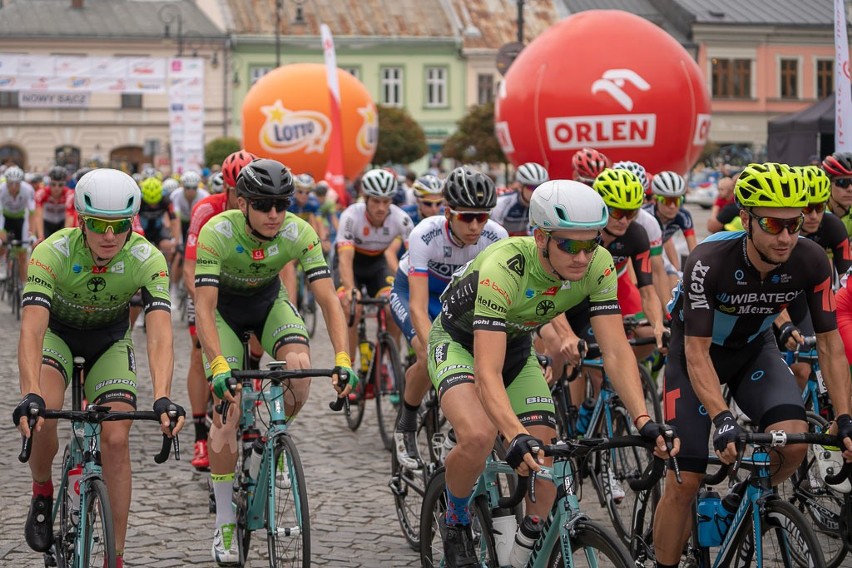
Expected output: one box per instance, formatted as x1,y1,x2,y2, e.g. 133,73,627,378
735,163,806,209
141,176,163,206
795,165,831,204
593,168,644,210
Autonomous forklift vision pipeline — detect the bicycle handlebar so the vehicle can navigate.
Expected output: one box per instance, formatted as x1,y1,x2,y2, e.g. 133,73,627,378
496,436,666,509
563,332,668,383
703,431,851,486
219,367,343,423
346,289,389,327
19,406,180,464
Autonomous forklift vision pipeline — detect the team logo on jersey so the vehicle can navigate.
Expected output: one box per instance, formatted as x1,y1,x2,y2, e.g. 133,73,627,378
91,265,107,274
444,246,452,257
129,243,152,262
281,222,299,241
525,288,535,298
543,286,558,296
53,235,70,257
110,261,124,274
252,249,265,260
268,244,279,256
505,254,525,277
214,220,233,238
535,300,555,316
87,277,106,293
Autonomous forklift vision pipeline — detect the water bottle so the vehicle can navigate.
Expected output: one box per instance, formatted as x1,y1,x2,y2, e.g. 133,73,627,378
575,398,595,435
696,490,723,547
67,463,83,517
509,515,542,568
241,427,261,468
490,508,518,567
248,438,265,481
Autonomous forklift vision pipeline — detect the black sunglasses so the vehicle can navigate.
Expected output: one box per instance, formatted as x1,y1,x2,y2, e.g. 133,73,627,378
834,178,852,189
250,198,290,213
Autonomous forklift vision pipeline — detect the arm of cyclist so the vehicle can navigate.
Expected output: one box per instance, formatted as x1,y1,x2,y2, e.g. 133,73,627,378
772,309,804,351
144,308,185,436
537,315,583,368
684,334,740,463
816,330,852,458
639,283,667,351
408,273,432,361
311,276,356,395
195,284,238,406
183,259,196,301
384,238,401,274
14,303,51,437
336,244,360,309
593,312,678,459
473,328,545,475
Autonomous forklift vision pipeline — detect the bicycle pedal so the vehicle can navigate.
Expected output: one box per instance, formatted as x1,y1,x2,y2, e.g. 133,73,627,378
43,552,57,567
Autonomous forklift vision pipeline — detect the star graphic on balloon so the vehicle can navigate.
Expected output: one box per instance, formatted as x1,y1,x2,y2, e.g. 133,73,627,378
261,99,287,123
357,104,376,126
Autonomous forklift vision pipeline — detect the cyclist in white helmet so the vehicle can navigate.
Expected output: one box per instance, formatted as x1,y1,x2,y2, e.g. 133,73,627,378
642,171,697,290
0,165,38,283
491,162,549,236
335,168,413,360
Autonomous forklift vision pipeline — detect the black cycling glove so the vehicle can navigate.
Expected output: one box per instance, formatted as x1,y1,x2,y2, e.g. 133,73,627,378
505,433,544,470
712,410,742,453
12,393,46,427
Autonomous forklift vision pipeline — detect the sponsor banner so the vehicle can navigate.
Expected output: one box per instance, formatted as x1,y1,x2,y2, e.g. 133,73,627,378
18,90,91,108
168,58,205,173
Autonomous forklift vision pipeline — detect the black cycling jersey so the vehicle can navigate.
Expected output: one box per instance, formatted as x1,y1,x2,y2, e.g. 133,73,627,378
805,212,852,275
605,221,653,288
669,231,836,349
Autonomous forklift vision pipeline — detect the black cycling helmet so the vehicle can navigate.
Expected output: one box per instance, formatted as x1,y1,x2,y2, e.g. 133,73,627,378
443,166,496,209
236,158,295,200
74,167,92,184
49,165,67,182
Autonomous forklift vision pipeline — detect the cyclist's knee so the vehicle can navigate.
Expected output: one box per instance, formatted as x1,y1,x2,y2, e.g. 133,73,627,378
455,424,497,459
662,470,702,504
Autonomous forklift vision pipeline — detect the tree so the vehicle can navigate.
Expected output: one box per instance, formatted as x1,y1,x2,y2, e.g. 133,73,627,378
442,102,505,164
374,105,428,165
205,137,241,169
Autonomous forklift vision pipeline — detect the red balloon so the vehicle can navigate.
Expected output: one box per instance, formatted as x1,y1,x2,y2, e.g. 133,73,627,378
494,10,710,178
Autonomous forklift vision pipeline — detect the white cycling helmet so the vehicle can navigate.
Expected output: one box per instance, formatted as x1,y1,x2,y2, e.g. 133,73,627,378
162,178,180,193
4,165,24,183
651,171,686,197
208,172,225,194
75,168,142,218
612,161,650,191
516,162,549,187
361,169,397,198
294,173,316,190
180,170,201,189
529,180,608,231
412,174,443,199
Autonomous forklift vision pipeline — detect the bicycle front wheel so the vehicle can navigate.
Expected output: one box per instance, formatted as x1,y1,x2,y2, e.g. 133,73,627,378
546,519,634,568
375,335,404,451
54,447,76,568
267,433,310,567
726,499,827,568
390,440,427,551
80,478,116,568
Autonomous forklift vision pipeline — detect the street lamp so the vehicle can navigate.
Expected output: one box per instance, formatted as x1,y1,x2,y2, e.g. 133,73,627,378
516,0,525,44
158,2,184,56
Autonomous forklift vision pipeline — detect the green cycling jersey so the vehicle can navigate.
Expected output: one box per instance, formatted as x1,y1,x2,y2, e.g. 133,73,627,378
194,209,330,295
22,228,171,328
438,237,620,348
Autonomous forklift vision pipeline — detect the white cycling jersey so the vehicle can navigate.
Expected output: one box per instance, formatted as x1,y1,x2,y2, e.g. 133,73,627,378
335,201,413,255
170,187,210,222
633,208,663,252
0,181,36,219
398,215,508,296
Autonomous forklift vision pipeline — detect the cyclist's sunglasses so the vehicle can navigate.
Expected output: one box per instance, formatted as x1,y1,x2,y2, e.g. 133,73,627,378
802,202,827,215
834,178,852,189
608,207,640,220
550,234,602,255
450,209,489,224
420,199,443,208
655,195,683,207
250,198,290,213
747,210,804,235
82,216,133,234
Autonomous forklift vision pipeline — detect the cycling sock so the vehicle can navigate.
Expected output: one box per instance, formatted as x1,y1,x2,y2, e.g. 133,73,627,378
212,473,237,527
444,486,471,526
193,413,208,441
396,402,420,432
32,479,53,498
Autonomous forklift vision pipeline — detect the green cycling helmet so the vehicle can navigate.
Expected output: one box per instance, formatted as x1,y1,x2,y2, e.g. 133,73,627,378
735,163,807,209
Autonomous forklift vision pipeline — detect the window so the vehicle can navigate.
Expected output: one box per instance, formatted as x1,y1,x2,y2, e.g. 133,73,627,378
477,73,494,104
711,57,751,98
381,67,403,106
817,59,834,99
779,59,798,99
0,91,19,109
121,94,142,109
341,66,360,80
425,67,447,108
251,67,272,85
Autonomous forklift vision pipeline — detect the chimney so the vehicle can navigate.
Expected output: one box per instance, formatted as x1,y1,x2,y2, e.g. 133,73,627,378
71,0,83,8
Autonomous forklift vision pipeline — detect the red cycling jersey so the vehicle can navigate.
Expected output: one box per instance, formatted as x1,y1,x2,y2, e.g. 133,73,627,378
184,193,228,261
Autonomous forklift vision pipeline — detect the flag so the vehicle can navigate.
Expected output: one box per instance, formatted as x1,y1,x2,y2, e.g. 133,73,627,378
321,24,348,206
835,0,852,152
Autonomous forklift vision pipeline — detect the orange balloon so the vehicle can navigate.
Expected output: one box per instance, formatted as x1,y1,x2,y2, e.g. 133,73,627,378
242,63,378,179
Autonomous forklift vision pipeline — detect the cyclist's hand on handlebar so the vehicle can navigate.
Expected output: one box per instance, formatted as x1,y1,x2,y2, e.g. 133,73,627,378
210,355,239,404
506,432,545,476
712,410,742,464
12,393,45,437
153,397,186,437
834,414,852,460
638,420,679,459
653,322,668,355
333,366,358,397
778,321,803,352
559,334,584,367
